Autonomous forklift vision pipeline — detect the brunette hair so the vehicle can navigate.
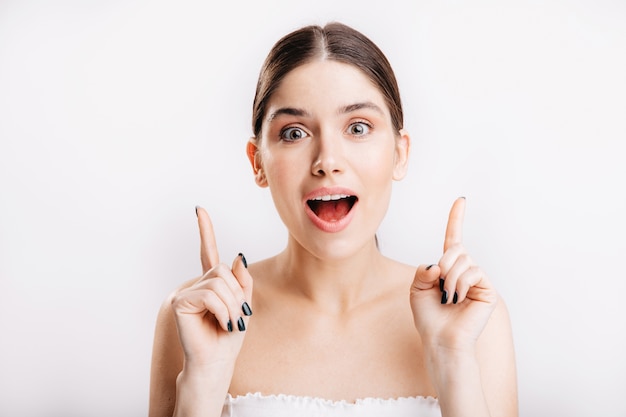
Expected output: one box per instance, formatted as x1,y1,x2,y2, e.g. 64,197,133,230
252,22,403,139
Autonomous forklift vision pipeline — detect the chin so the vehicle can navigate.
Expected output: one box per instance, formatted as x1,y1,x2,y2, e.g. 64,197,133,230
297,231,377,262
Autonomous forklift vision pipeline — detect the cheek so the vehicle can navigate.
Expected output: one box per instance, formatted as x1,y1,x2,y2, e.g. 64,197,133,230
263,157,305,208
261,142,312,184
265,157,300,185
355,143,397,182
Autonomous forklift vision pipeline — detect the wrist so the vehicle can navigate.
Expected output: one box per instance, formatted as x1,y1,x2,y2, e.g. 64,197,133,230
423,345,490,416
424,344,478,379
424,343,479,392
174,363,235,417
181,356,236,379
424,339,477,360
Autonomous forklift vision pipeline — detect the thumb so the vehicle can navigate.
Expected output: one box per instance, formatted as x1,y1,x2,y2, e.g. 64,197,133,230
412,264,441,291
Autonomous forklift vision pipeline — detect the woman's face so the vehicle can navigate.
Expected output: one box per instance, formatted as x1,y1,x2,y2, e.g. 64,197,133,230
249,59,410,260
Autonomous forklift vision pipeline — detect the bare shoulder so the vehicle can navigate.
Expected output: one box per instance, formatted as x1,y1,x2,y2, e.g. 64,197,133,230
383,256,419,287
246,255,279,280
245,255,284,297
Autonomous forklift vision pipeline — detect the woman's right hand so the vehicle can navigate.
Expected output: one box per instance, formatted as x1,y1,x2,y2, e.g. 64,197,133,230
171,206,253,370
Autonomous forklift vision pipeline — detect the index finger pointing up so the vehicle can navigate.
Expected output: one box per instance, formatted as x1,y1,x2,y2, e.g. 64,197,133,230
443,197,466,252
196,206,220,274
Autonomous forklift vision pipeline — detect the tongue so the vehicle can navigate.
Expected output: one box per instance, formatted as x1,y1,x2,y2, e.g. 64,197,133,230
315,200,351,222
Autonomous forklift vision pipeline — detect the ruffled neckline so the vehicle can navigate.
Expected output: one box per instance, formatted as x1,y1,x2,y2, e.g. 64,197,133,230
226,392,439,407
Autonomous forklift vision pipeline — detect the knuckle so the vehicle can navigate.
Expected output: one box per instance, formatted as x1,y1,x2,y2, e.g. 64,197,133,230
170,293,192,312
206,277,228,293
449,242,464,252
211,263,230,276
169,288,189,306
456,278,469,291
170,293,181,306
459,253,472,264
212,299,228,316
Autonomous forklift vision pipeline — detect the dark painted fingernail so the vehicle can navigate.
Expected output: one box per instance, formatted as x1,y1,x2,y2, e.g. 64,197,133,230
195,206,199,217
242,302,252,316
441,290,448,304
460,196,466,200
239,253,248,268
439,278,445,292
227,319,233,332
426,264,436,271
453,292,458,304
237,317,246,331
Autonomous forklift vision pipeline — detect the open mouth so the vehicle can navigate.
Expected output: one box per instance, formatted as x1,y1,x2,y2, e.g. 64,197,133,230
307,194,358,222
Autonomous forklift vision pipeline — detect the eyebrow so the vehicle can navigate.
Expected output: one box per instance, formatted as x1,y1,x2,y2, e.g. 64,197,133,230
267,107,310,123
338,101,385,116
266,101,384,123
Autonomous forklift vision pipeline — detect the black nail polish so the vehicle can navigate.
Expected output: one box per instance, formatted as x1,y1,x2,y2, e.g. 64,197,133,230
453,292,458,304
439,278,445,292
441,290,448,304
237,317,246,331
239,253,248,268
195,206,199,217
426,264,436,271
227,319,233,332
242,302,252,316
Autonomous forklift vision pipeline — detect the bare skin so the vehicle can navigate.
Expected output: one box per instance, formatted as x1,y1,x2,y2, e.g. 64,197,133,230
149,60,518,417
231,251,435,401
150,201,517,417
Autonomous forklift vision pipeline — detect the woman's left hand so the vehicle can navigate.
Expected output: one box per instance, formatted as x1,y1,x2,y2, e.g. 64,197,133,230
410,197,498,353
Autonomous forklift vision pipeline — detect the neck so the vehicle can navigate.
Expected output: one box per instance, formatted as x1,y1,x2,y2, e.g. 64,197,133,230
275,235,388,314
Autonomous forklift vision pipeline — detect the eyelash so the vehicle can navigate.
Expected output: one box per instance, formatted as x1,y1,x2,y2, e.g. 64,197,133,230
279,126,308,142
278,120,373,142
347,120,372,136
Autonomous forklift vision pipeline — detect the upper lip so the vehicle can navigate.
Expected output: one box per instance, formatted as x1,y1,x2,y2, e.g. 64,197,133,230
303,186,358,202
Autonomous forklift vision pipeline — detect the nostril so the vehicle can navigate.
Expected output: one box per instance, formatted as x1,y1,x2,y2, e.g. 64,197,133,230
311,157,341,176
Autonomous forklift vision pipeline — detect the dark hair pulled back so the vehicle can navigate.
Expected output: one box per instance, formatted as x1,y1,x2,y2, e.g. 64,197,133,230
252,22,403,139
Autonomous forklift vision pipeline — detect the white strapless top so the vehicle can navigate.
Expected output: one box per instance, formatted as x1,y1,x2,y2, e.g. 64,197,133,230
222,393,441,417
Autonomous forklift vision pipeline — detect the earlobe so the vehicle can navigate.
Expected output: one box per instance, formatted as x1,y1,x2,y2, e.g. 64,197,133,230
246,138,268,187
392,129,410,181
255,168,268,187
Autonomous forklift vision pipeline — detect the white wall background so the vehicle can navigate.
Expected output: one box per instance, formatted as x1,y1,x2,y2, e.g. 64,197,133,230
1,0,624,416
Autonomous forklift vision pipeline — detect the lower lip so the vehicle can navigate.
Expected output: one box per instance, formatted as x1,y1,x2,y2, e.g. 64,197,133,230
304,201,357,233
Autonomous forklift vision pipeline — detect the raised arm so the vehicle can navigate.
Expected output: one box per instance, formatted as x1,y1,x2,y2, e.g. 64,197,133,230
149,207,253,417
410,197,518,416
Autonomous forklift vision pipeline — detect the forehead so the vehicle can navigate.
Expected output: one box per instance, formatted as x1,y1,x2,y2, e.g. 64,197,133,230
266,60,390,116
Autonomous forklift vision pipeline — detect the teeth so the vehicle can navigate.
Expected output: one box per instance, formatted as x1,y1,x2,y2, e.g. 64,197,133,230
311,194,350,201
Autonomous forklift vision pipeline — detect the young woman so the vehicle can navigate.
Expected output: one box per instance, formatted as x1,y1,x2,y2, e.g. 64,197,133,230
149,22,518,417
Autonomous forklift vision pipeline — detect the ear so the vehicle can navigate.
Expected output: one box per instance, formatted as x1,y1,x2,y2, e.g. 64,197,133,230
246,138,268,188
392,129,410,181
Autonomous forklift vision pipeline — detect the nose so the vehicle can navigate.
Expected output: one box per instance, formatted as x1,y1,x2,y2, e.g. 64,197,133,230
311,134,344,177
